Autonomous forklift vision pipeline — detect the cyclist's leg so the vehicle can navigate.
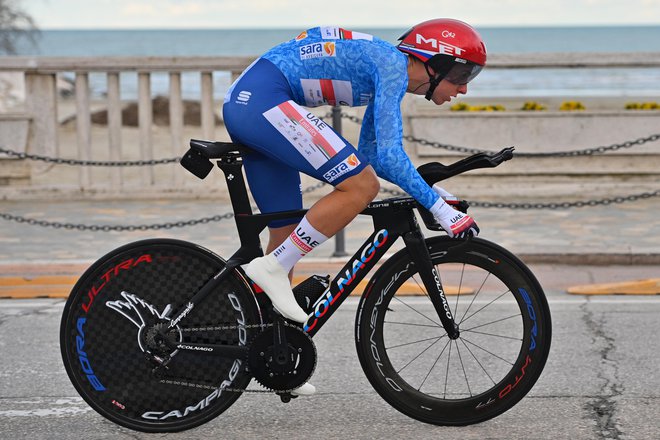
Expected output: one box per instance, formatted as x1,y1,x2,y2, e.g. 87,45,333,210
306,166,379,237
223,58,377,323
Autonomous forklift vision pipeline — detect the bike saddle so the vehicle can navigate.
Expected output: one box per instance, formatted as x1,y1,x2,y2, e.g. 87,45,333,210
181,139,249,179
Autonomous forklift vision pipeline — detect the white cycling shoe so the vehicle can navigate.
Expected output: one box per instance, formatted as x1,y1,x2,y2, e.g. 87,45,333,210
244,254,309,324
291,382,316,396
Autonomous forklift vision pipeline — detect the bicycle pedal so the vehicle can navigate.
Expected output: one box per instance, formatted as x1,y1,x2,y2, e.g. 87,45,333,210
279,393,296,403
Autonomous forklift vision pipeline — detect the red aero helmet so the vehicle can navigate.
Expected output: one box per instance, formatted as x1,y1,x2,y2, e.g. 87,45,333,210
397,18,487,66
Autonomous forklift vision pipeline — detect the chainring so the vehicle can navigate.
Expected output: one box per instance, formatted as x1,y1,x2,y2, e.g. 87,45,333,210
247,322,316,392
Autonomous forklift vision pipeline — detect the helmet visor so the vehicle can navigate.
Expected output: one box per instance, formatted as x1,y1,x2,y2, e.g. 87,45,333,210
443,62,483,85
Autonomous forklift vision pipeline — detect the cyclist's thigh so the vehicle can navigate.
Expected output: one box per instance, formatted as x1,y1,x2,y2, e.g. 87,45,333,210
243,149,303,228
223,58,369,189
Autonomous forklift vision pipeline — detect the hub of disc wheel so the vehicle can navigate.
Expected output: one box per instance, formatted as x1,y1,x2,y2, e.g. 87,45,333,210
247,323,316,392
143,322,181,356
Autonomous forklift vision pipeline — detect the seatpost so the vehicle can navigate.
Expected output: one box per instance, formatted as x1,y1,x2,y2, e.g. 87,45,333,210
217,154,253,216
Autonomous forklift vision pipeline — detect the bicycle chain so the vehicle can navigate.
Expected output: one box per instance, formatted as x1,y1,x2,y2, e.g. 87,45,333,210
161,322,305,394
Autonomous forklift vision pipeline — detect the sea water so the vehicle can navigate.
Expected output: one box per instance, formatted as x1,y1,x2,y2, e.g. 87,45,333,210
6,26,660,99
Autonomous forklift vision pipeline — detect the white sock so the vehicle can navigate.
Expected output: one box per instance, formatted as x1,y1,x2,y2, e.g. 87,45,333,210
273,216,328,272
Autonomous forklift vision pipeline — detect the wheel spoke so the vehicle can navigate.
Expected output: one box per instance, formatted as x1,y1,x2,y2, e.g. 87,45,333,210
458,272,491,324
386,335,446,350
461,289,512,325
418,338,451,391
396,336,444,374
384,320,442,329
458,337,496,385
452,263,466,318
443,339,453,399
392,294,441,327
461,313,522,333
454,340,473,397
461,335,515,366
462,328,522,342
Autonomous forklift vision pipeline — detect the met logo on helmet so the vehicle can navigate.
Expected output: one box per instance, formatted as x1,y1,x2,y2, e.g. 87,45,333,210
415,33,465,57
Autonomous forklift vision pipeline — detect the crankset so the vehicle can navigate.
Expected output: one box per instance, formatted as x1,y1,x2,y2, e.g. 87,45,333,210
247,320,316,393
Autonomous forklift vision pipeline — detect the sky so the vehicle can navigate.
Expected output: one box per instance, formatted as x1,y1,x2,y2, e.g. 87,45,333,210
23,0,660,29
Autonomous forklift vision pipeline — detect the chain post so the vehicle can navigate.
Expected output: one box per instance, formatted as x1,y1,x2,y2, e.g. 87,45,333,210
331,105,349,257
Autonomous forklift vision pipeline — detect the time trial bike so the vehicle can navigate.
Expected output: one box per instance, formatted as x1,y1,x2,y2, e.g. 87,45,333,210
60,139,551,432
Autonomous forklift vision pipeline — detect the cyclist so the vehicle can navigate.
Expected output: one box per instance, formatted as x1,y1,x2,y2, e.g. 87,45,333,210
223,19,485,394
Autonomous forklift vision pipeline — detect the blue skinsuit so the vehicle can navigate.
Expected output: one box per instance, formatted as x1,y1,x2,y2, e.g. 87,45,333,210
222,26,439,226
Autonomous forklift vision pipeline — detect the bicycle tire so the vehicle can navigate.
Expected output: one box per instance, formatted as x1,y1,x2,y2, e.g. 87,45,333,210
355,236,551,425
60,238,262,432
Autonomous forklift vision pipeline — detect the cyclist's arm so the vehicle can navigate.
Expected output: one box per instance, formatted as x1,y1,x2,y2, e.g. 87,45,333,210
360,70,440,210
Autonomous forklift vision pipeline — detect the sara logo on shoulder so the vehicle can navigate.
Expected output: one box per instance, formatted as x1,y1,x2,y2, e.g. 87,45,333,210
323,153,361,183
300,42,336,60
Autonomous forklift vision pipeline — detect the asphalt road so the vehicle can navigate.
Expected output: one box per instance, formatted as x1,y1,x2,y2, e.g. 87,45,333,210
1,274,659,440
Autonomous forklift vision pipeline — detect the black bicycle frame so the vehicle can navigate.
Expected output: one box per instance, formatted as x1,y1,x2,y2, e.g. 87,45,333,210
168,148,460,359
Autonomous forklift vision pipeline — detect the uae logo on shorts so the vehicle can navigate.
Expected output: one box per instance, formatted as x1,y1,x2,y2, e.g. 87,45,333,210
323,153,361,183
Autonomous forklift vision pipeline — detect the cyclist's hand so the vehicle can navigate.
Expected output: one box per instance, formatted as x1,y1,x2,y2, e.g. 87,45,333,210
431,195,480,239
432,184,460,205
441,211,480,239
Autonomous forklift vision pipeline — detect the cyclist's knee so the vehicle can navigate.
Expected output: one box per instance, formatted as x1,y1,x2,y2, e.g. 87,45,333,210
337,166,380,203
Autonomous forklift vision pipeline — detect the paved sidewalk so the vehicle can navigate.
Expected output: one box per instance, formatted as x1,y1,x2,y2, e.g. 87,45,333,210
1,196,659,296
1,196,659,263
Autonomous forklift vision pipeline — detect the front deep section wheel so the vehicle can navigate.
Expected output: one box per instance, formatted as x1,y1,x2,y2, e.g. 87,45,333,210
355,236,551,425
60,239,262,432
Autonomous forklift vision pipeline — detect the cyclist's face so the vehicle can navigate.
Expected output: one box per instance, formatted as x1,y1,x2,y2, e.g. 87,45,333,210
429,79,468,105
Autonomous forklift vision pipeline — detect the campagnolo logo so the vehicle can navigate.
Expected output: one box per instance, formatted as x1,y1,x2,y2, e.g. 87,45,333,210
141,292,247,420
170,302,194,328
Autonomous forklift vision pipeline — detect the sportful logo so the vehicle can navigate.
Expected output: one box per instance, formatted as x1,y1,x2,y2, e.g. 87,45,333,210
323,153,361,183
236,91,251,105
300,42,336,60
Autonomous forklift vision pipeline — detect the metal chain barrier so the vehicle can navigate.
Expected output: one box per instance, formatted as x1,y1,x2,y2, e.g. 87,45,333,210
337,112,660,157
470,189,660,209
0,147,179,166
0,211,234,232
2,183,660,232
1,112,660,230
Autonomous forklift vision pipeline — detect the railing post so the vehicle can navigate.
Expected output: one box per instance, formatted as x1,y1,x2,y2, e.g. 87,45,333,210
201,71,214,140
331,105,349,257
138,72,154,185
169,72,184,186
107,72,123,189
75,72,92,188
24,72,58,173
